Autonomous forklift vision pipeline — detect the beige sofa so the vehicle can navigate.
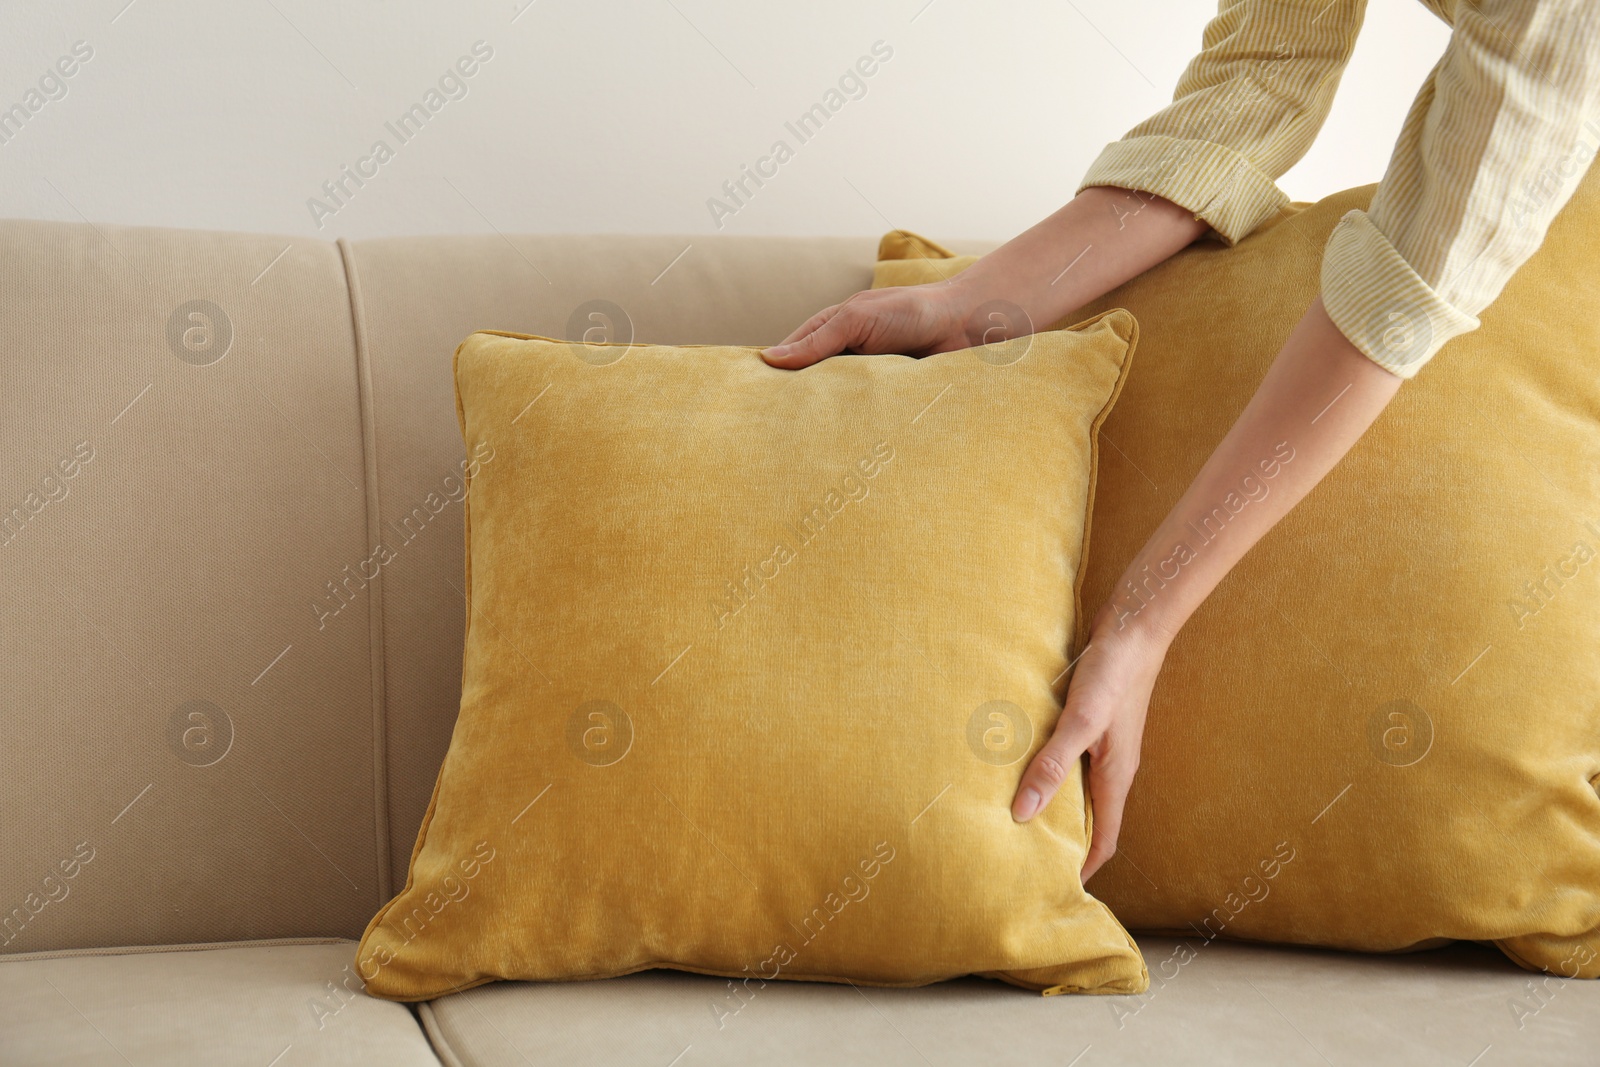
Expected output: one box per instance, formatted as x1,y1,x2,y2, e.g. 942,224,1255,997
3,218,1596,1065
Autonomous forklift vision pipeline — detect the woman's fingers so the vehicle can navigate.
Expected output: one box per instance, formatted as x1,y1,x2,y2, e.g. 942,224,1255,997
762,304,863,368
1080,741,1138,883
1008,621,1163,883
1010,688,1138,884
1010,700,1101,823
773,304,840,349
763,284,974,369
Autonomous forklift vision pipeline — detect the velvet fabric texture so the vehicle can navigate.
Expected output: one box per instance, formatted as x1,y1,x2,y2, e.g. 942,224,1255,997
871,175,1600,979
357,315,1150,999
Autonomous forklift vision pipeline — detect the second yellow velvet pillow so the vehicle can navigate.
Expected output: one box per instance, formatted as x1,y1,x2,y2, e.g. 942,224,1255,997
357,313,1149,999
869,173,1600,979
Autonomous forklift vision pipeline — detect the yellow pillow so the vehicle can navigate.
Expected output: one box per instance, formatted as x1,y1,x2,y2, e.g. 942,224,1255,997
870,176,1600,979
357,313,1150,999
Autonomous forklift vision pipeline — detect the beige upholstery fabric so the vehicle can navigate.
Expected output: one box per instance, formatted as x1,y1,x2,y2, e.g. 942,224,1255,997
0,221,385,951
0,220,994,946
421,936,1600,1066
0,940,439,1065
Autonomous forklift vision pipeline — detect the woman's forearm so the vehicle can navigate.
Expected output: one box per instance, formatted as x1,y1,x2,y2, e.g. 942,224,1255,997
949,186,1212,329
1100,295,1402,645
1008,294,1401,844
962,189,1402,649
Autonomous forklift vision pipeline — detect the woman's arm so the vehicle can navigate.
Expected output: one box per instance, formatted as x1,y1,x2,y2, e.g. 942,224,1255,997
763,0,1370,368
763,0,1600,887
761,186,1209,368
1009,297,1401,880
1018,0,1600,883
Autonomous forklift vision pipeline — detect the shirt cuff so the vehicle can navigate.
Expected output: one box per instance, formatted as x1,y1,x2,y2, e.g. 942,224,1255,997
1076,134,1291,246
1319,209,1481,379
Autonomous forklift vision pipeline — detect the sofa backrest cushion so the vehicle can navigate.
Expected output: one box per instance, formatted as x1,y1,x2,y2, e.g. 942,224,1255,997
4,221,975,952
0,221,385,951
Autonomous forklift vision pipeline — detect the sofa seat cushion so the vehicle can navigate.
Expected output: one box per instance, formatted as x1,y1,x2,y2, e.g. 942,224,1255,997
0,939,439,1066
419,936,1600,1066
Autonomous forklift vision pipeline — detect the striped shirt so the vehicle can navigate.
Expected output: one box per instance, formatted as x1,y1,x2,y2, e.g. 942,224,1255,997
1076,0,1600,377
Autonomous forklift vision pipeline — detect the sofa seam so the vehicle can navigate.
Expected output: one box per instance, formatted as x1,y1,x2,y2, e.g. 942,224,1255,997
352,335,478,993
0,936,356,964
337,236,394,906
417,1002,469,1067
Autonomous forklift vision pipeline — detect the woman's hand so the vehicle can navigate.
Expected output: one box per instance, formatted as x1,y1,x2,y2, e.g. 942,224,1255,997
762,188,1211,372
1009,296,1403,884
1010,608,1173,884
761,281,979,369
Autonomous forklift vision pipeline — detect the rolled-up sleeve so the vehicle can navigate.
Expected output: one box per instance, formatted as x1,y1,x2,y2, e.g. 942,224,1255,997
1077,0,1369,246
1321,0,1600,376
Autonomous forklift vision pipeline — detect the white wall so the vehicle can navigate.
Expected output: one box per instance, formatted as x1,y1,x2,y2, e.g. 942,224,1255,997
0,0,1449,241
